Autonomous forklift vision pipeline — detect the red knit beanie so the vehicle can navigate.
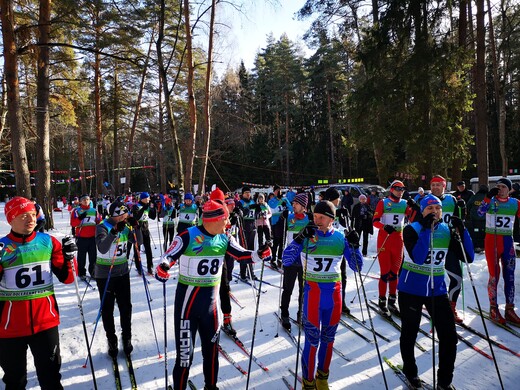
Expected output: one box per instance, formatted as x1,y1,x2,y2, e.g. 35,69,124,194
202,200,229,222
5,196,36,224
210,188,225,204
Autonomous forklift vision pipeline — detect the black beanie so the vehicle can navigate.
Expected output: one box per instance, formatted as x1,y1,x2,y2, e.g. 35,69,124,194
324,187,340,201
242,186,251,194
314,201,336,219
497,177,512,190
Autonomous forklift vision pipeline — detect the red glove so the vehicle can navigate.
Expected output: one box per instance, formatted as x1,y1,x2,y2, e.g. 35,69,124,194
155,262,171,283
257,244,272,262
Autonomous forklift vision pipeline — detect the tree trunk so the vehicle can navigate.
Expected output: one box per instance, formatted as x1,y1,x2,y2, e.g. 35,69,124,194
0,0,31,196
285,93,290,184
94,18,104,195
36,0,53,228
475,0,489,185
198,0,216,195
159,75,167,194
183,0,197,193
326,87,335,176
486,0,507,176
157,0,184,190
113,68,120,193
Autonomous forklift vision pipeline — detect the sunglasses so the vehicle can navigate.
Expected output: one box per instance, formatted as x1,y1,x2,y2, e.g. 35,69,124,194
392,186,405,191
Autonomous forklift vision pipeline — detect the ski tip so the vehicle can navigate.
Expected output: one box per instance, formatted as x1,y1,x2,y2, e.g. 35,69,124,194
82,364,87,368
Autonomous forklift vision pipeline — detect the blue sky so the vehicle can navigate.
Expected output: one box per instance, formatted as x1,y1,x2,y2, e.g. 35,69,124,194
215,0,313,74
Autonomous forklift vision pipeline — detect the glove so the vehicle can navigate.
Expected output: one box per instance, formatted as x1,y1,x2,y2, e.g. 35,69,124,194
383,225,396,234
233,207,243,218
450,216,465,231
282,200,288,208
127,216,139,227
419,213,437,229
155,261,170,283
229,214,238,225
407,198,420,212
282,209,289,219
294,222,317,244
487,187,499,199
62,236,77,261
110,221,127,234
78,212,87,220
456,198,466,209
346,230,360,248
336,208,349,218
257,244,272,261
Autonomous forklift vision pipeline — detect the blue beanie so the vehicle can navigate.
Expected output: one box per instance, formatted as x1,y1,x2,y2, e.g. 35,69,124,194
140,192,150,200
184,193,194,201
420,194,442,213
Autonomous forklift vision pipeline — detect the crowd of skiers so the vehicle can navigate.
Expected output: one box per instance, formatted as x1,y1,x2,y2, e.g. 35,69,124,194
1,176,520,390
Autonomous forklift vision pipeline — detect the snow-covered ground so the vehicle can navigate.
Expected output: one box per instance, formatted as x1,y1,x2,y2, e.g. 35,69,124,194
1,204,519,389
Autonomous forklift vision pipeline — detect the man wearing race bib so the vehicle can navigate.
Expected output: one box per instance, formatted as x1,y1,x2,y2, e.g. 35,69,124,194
399,194,473,390
373,180,414,316
237,186,260,280
130,192,156,275
70,194,101,279
269,185,293,269
0,196,75,389
282,200,363,390
95,201,141,358
477,177,520,325
429,175,467,323
155,197,272,390
176,193,200,234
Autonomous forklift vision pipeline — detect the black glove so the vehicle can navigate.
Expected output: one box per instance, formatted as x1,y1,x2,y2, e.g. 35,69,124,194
127,216,139,227
383,225,396,234
419,213,437,229
282,200,288,208
337,208,350,218
251,203,261,211
346,230,360,248
78,211,87,220
294,222,317,244
282,209,289,219
487,187,499,199
407,198,420,212
233,207,243,218
450,216,465,231
111,221,127,234
456,198,466,209
61,236,77,261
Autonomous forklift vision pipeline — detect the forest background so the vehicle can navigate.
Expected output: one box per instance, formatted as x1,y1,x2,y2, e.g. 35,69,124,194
0,0,519,229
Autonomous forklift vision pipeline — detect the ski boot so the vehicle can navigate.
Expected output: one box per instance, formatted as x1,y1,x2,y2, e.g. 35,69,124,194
108,335,118,358
315,369,329,390
281,315,291,331
203,385,219,390
222,313,237,337
341,304,351,315
437,384,456,390
406,375,423,389
123,337,133,355
270,259,278,270
302,378,316,390
450,301,463,324
147,268,154,276
388,294,400,316
378,296,391,318
490,305,506,325
505,304,520,327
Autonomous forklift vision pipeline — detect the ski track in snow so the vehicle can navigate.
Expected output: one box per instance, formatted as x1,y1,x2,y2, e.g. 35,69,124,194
1,204,519,389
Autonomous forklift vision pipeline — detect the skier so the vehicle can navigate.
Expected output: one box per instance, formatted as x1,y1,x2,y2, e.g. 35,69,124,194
466,185,488,252
477,177,520,325
0,196,75,389
70,194,101,278
268,185,293,268
130,192,156,275
155,197,272,390
372,180,415,316
237,186,259,280
162,197,177,252
255,193,272,249
282,200,363,390
95,200,141,357
176,193,200,234
280,192,311,331
429,175,467,323
453,181,475,218
400,194,473,390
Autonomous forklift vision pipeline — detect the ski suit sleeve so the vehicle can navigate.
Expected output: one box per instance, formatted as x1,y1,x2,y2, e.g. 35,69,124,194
148,205,157,220
96,223,118,255
477,197,491,217
372,199,385,230
161,230,191,266
50,235,74,284
282,240,303,267
226,234,254,263
70,207,82,228
343,240,363,272
450,228,475,264
403,224,430,265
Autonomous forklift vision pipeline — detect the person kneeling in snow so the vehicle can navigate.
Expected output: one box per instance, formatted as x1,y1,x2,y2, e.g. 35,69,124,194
282,200,363,390
156,195,272,390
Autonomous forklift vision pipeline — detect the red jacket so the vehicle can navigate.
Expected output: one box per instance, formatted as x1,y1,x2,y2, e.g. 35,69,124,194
0,231,74,338
70,205,101,238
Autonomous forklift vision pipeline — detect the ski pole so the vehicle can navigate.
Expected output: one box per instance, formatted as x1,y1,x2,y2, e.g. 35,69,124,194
69,246,98,389
350,233,390,304
429,219,436,390
353,267,365,322
163,282,169,390
355,254,389,389
455,229,504,389
157,218,163,256
132,229,162,359
84,234,121,368
294,239,308,390
245,257,266,390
